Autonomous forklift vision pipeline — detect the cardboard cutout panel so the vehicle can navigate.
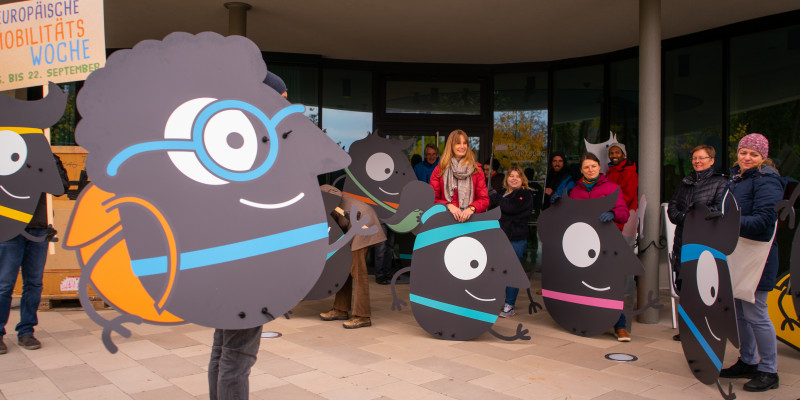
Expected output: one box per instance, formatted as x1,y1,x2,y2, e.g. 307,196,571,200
0,83,67,241
769,272,800,352
63,32,363,352
584,132,618,175
391,197,530,341
677,202,740,393
303,190,353,301
538,189,645,337
775,184,800,321
772,184,800,348
342,134,416,221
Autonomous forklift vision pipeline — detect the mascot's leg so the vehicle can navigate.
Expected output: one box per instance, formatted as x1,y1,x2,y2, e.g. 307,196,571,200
489,324,531,341
78,233,142,353
716,379,736,400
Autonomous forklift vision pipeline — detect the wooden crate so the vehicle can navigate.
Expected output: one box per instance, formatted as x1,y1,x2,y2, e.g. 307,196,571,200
12,269,105,311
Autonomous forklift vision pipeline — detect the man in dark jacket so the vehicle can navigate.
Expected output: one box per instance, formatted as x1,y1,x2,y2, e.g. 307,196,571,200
543,152,575,209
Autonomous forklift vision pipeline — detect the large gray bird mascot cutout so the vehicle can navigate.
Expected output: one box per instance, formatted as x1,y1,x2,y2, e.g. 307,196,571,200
63,32,373,352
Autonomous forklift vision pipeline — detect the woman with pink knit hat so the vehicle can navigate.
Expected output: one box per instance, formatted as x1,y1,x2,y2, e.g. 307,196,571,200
719,133,785,392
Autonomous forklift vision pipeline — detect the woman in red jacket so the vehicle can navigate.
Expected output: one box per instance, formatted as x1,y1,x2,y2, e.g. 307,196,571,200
430,129,489,222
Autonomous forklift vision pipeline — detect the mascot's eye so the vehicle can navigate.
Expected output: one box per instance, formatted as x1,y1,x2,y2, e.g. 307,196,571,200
365,152,394,182
203,110,258,172
444,236,487,280
561,222,600,268
0,130,27,176
696,251,720,306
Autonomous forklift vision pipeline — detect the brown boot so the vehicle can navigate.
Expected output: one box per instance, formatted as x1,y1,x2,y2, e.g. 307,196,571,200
343,316,371,329
319,309,348,321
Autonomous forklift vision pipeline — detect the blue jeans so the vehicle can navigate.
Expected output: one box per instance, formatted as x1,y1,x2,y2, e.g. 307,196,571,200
736,291,777,373
0,229,48,338
208,325,263,400
504,239,527,306
373,224,395,280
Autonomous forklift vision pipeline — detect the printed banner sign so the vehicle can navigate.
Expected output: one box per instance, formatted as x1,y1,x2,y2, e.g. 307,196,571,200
0,0,105,91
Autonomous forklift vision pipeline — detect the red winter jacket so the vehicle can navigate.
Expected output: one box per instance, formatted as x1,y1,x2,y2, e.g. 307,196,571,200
430,163,490,213
606,159,638,212
569,174,630,231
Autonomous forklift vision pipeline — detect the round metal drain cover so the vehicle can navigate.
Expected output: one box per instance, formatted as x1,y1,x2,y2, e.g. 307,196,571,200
261,331,282,339
604,353,638,362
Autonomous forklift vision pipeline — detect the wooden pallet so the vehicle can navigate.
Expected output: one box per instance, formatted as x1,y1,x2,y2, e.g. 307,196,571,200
13,269,104,311
38,296,107,311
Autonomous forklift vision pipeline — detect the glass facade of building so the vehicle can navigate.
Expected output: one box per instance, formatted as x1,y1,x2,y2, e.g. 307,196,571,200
39,13,800,200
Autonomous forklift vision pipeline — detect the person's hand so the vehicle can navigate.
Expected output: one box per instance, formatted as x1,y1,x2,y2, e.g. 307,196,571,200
705,210,723,220
598,211,614,222
460,207,474,222
447,204,461,221
550,193,560,205
544,188,553,196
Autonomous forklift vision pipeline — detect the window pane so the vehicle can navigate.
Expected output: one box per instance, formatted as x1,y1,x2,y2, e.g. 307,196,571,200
322,69,373,151
493,71,548,181
663,41,723,200
269,65,319,124
386,81,480,115
552,65,603,167
609,58,639,162
51,82,79,146
730,25,800,182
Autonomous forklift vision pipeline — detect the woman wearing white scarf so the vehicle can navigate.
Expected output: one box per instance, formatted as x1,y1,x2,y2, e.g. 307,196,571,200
429,130,489,222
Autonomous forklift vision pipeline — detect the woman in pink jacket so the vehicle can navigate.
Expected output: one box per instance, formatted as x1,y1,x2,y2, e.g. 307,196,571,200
430,129,489,222
568,152,631,341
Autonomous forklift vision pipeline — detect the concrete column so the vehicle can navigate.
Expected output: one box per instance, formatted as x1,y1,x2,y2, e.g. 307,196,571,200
637,0,661,324
224,2,252,37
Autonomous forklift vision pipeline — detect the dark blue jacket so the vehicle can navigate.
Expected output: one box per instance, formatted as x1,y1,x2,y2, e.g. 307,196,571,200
414,158,439,183
728,165,786,291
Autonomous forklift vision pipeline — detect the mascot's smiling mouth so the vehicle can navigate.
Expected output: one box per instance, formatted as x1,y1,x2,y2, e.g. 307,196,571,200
378,187,398,196
705,316,721,342
240,192,304,209
582,280,611,292
1,185,30,200
465,289,495,302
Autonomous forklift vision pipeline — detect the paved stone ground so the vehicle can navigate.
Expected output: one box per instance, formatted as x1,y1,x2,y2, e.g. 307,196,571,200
1,279,798,400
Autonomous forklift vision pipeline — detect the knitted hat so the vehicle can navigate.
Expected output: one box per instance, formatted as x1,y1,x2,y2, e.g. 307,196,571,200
608,142,626,158
737,133,769,158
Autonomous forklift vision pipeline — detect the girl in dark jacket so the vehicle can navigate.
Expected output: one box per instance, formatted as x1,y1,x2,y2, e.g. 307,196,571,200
489,166,534,317
668,144,728,290
719,133,784,392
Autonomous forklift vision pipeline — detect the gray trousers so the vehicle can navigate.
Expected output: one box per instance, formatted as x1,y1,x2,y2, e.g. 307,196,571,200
208,326,262,400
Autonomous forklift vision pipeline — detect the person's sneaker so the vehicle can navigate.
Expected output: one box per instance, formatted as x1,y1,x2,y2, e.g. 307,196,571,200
720,358,758,379
743,372,779,392
0,337,6,354
672,334,681,341
319,309,349,321
18,335,41,350
499,304,515,318
375,277,390,285
615,329,631,342
343,317,371,329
